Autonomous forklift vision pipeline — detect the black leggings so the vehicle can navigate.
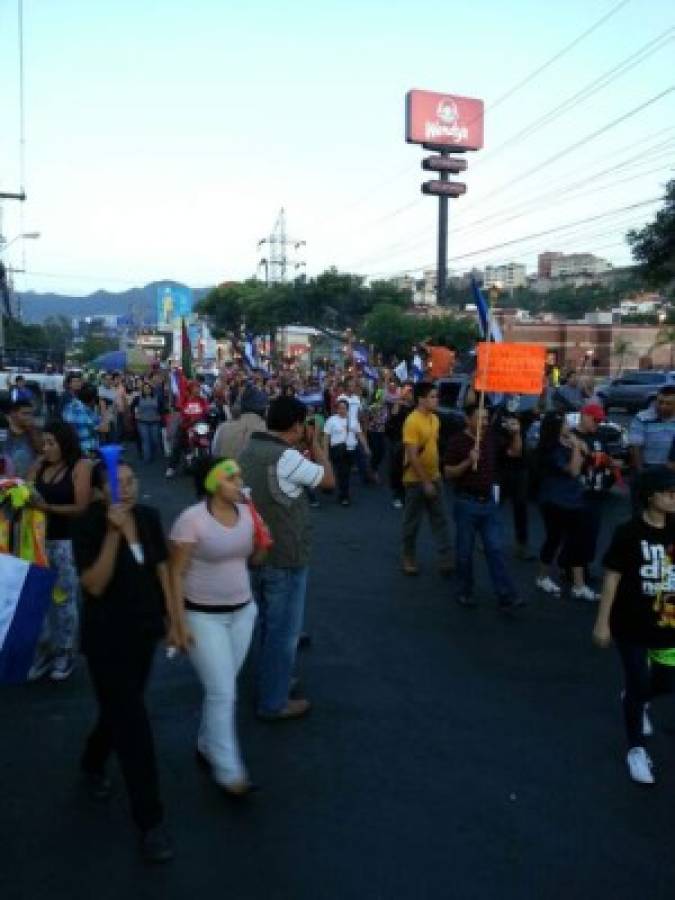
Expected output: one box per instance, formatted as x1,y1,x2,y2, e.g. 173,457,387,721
82,637,163,832
615,640,674,748
539,503,586,567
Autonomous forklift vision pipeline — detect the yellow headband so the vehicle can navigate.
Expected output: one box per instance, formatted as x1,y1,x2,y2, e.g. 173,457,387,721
205,459,240,494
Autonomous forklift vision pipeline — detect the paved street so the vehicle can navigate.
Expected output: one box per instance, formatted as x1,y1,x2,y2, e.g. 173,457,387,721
2,460,673,900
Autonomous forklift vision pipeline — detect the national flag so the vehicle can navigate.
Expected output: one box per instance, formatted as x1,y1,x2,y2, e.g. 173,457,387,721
181,318,194,379
243,335,257,370
394,360,408,381
363,365,379,381
412,354,425,382
352,345,369,366
471,277,503,343
0,554,56,684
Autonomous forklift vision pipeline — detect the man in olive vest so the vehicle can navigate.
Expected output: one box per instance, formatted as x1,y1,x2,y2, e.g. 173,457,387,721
239,397,335,720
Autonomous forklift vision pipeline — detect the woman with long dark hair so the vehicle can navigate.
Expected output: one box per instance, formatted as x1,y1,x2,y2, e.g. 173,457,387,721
535,412,597,601
28,421,92,681
72,459,180,863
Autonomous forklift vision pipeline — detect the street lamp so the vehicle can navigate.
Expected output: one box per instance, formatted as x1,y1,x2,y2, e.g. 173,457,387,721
0,231,41,254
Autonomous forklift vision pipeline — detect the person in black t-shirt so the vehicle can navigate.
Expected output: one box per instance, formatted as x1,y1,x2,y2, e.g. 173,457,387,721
72,460,181,864
593,466,675,785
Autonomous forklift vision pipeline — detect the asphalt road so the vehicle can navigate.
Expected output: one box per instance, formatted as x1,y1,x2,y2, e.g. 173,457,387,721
2,456,673,900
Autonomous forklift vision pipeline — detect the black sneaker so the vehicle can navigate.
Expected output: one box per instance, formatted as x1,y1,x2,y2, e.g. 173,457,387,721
140,825,175,864
498,596,526,613
82,771,112,802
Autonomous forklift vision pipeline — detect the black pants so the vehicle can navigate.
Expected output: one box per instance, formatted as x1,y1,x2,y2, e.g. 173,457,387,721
615,640,674,748
501,465,529,546
368,432,386,475
81,636,163,832
539,502,585,567
388,440,405,503
330,445,355,501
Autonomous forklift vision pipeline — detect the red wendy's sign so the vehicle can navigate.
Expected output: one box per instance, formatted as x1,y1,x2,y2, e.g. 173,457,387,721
406,90,484,151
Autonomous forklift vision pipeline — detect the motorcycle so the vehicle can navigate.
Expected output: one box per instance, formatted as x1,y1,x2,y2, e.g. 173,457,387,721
185,418,212,469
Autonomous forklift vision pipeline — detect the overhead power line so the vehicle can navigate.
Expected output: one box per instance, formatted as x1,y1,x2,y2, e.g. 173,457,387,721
365,196,662,278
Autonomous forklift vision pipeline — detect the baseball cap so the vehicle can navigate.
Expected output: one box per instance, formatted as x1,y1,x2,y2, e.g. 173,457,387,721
580,403,606,423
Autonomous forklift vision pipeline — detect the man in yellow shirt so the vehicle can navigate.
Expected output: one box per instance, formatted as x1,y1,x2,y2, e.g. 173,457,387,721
401,382,452,575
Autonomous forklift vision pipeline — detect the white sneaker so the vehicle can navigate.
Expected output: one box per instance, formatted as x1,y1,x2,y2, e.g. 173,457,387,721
620,692,654,737
165,467,176,479
49,653,74,682
536,576,561,595
392,499,403,509
27,653,52,682
571,584,599,602
626,746,655,784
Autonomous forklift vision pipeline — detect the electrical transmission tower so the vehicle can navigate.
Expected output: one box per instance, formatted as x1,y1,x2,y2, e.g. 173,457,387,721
257,208,306,285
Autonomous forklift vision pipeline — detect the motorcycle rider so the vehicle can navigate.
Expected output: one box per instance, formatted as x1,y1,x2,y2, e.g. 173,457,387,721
166,380,210,478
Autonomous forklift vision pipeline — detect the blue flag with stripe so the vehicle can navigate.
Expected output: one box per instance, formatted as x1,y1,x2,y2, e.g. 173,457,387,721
0,555,56,684
471,277,503,343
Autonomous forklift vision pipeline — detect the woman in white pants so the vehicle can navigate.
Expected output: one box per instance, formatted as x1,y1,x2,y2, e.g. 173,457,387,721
169,458,261,796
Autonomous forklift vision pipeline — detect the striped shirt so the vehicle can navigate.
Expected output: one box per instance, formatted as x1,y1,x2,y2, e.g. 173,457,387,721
276,447,324,499
628,408,675,466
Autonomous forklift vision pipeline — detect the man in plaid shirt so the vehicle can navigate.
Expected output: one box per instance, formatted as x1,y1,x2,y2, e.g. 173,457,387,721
62,383,102,457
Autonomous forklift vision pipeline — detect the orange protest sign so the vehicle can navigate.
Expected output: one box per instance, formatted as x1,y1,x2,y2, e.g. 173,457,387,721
474,342,546,395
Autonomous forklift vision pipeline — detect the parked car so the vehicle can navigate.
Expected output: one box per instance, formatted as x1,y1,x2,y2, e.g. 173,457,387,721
596,370,675,413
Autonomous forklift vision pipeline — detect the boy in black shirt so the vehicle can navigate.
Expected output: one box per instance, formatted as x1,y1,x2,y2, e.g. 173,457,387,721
593,466,675,784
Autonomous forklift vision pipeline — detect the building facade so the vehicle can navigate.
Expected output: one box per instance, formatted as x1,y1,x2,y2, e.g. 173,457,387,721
484,263,527,292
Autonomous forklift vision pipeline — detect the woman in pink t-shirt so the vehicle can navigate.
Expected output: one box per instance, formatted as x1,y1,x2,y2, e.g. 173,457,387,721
169,458,262,796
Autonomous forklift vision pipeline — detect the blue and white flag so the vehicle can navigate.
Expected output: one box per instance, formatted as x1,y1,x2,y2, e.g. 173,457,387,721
363,365,379,381
0,555,55,685
352,345,369,366
243,335,257,370
471,278,503,343
412,354,425,382
394,361,408,382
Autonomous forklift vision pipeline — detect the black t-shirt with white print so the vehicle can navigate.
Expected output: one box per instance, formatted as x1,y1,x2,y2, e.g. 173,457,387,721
603,515,675,647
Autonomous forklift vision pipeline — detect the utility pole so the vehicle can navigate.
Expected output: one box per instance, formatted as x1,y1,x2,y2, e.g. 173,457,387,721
257,208,306,285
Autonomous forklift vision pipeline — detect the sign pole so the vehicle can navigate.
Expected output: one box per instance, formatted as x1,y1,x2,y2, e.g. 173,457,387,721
436,150,449,306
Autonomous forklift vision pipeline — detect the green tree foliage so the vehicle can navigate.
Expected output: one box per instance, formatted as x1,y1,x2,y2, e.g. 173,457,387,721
196,268,413,341
627,180,675,287
362,303,479,360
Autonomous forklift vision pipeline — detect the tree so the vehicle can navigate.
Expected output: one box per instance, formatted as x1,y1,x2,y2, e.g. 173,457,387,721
647,325,675,368
627,179,675,288
613,336,632,374
76,336,118,362
362,304,417,358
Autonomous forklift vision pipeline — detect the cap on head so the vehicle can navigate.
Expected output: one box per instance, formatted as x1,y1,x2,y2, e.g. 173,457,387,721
581,403,606,423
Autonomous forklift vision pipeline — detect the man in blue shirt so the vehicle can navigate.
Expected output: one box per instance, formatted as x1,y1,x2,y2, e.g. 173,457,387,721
628,385,675,469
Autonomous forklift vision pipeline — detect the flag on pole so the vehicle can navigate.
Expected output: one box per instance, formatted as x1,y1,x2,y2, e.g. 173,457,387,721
471,277,503,343
0,554,56,684
181,318,194,379
394,361,408,381
352,345,369,366
412,354,425,382
243,335,257,370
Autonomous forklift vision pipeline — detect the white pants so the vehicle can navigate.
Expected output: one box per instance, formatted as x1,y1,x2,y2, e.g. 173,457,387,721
185,602,256,786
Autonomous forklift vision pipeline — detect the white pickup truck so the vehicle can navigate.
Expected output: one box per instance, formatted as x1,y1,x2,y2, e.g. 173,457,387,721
0,370,66,410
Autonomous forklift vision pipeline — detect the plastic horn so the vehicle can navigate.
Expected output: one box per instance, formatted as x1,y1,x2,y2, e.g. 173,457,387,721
99,444,123,503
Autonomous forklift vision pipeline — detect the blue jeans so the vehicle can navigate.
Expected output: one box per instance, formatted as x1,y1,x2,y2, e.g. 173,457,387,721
453,495,517,602
137,421,161,462
251,566,308,715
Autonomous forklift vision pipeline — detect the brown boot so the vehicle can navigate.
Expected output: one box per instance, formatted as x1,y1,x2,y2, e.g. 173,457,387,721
257,698,312,721
438,555,454,575
402,556,419,576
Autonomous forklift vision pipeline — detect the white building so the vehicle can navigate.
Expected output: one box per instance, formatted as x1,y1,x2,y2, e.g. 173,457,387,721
484,263,527,292
549,253,612,278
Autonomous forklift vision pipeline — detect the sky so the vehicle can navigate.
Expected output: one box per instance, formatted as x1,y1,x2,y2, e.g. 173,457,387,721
0,0,673,296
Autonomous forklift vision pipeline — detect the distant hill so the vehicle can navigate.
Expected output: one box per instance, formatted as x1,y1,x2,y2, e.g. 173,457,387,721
15,281,212,324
